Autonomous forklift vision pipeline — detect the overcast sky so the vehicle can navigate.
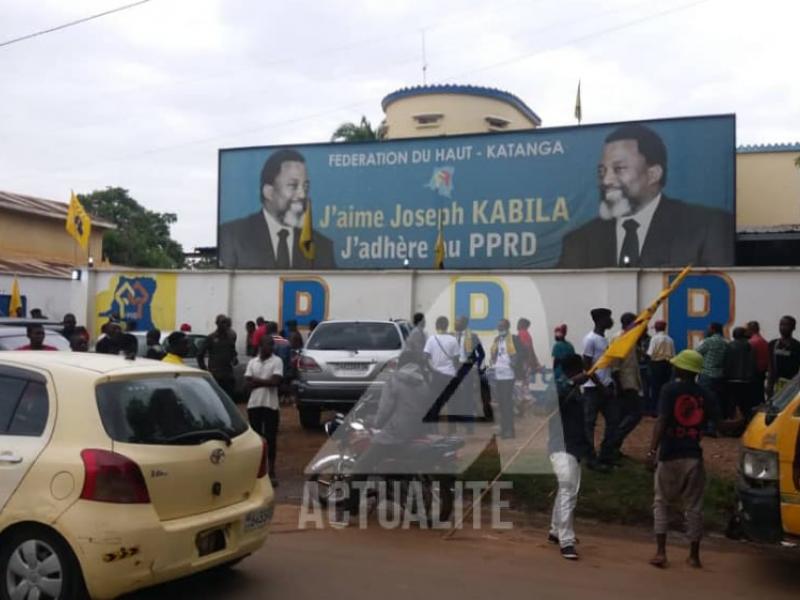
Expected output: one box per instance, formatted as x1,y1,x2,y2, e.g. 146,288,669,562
2,0,798,249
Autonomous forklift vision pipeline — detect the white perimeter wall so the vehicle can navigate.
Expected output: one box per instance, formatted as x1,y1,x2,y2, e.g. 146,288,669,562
74,267,800,361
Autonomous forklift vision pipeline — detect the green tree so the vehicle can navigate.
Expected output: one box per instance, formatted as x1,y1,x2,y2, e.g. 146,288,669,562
80,187,184,268
331,116,386,142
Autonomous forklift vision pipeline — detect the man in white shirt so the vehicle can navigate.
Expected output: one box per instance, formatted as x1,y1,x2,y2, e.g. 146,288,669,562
246,336,284,486
491,319,519,439
646,320,675,415
423,316,460,425
582,308,617,470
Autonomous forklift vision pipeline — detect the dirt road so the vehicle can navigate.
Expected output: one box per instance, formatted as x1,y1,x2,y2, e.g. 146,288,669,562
127,504,799,599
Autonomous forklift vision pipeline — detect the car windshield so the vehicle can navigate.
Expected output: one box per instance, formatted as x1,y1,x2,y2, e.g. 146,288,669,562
96,375,248,445
307,322,401,351
767,375,800,414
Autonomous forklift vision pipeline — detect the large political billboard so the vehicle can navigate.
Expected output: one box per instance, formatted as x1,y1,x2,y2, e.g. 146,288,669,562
218,115,735,270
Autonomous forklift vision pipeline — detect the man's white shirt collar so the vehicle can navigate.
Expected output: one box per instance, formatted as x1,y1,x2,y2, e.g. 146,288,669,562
262,208,294,266
616,193,662,260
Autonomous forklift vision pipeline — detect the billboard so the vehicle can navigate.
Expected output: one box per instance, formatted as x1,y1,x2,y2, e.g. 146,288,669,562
218,115,735,270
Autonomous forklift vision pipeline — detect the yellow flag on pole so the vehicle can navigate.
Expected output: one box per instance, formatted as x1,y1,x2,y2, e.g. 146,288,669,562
66,191,92,251
589,264,692,374
9,275,22,317
574,80,582,124
299,202,315,261
434,219,445,269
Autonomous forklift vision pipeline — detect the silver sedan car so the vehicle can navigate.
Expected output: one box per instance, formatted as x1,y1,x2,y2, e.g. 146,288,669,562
295,320,410,429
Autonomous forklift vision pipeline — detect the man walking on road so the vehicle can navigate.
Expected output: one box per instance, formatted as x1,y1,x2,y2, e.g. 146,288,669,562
648,349,719,569
548,353,592,561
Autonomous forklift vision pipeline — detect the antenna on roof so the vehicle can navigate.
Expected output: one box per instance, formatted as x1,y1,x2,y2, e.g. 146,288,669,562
421,29,428,85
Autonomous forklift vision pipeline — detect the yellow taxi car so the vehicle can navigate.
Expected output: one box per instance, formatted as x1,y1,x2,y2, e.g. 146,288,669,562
0,352,274,599
738,375,800,544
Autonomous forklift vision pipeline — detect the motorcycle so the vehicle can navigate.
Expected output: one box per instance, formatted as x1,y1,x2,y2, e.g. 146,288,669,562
307,408,464,524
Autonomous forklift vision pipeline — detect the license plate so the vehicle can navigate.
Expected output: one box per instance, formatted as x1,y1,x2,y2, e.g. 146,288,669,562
196,528,226,557
243,506,273,532
333,363,369,371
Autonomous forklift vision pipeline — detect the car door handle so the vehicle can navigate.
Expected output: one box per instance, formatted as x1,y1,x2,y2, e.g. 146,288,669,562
0,453,23,465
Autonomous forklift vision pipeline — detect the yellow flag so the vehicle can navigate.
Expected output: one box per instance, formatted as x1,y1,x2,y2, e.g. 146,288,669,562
589,264,692,373
299,202,315,260
434,221,445,269
9,275,22,317
66,191,92,251
574,80,582,124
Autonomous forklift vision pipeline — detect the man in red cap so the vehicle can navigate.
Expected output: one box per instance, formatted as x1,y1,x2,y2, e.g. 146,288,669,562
180,323,192,332
646,320,675,416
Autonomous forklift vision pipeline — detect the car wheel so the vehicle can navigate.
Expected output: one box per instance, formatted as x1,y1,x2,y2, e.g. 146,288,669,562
298,405,321,430
0,526,86,600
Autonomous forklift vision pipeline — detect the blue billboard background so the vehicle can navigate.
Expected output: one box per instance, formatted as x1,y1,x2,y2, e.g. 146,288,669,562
218,115,735,270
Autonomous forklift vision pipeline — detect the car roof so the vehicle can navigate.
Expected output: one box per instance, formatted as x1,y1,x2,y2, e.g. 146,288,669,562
0,318,62,328
0,351,199,376
315,320,401,325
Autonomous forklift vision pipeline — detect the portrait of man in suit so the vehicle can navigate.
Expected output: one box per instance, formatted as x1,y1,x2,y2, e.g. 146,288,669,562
557,123,734,269
219,148,336,269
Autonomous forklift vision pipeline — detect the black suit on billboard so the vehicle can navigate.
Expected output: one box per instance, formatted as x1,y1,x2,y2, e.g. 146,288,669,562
219,212,336,269
556,196,734,268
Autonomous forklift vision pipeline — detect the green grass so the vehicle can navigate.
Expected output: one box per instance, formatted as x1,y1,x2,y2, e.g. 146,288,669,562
461,446,737,532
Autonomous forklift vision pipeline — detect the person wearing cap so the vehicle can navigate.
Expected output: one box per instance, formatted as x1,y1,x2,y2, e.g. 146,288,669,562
162,331,190,365
581,308,617,470
646,320,675,416
551,324,575,382
647,349,719,569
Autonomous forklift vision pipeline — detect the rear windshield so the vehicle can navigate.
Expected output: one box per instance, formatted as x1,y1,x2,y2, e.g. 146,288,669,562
0,333,70,351
96,375,248,445
308,322,402,351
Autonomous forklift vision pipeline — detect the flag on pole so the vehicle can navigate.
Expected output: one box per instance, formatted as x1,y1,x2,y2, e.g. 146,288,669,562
574,80,582,124
66,191,92,251
9,275,22,318
434,217,446,269
299,202,315,260
589,264,692,374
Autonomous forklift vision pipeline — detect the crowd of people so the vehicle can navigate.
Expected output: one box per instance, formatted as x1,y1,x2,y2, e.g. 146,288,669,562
10,306,800,567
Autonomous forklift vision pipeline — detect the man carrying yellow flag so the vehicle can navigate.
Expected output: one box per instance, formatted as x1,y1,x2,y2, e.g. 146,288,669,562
299,202,315,261
581,265,693,470
66,191,92,251
8,275,22,317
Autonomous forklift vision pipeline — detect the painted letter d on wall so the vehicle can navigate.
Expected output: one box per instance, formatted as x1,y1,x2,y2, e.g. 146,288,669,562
453,279,507,332
280,277,329,330
667,272,735,351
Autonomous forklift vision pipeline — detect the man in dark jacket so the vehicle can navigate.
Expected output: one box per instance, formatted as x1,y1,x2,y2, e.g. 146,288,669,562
724,327,759,423
198,315,238,399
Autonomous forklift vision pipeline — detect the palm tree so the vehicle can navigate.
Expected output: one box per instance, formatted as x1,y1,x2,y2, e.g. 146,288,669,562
331,116,386,142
